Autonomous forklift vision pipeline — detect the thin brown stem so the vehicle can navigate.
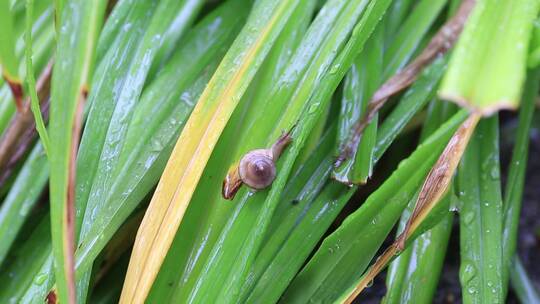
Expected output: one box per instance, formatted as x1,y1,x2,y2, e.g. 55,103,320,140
335,0,476,167
65,87,87,304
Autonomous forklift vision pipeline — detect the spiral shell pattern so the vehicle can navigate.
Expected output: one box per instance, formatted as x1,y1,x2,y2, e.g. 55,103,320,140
238,150,276,189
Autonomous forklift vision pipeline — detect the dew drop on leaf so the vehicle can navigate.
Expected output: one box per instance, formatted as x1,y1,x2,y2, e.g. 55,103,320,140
34,273,47,285
463,212,475,225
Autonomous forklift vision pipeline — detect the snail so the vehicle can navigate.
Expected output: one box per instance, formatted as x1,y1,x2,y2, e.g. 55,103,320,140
222,131,293,200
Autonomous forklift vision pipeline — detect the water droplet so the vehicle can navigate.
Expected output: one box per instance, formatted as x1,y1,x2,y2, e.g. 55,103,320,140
461,262,477,284
463,212,475,225
490,167,500,179
329,64,340,74
19,201,33,216
308,103,320,114
34,273,47,285
151,138,163,151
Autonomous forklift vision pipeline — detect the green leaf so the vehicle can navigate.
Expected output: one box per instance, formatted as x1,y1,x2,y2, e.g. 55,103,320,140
458,116,503,303
239,126,337,303
48,0,107,302
0,215,54,303
333,27,383,184
238,56,454,304
374,55,449,161
120,0,307,300
0,0,21,83
527,19,540,67
334,0,448,184
0,143,48,265
184,1,392,302
384,0,415,39
75,0,204,270
148,1,311,301
281,110,468,303
510,256,540,304
439,0,540,115
73,1,223,301
95,0,132,62
502,69,540,296
25,0,50,155
384,98,457,304
382,0,447,78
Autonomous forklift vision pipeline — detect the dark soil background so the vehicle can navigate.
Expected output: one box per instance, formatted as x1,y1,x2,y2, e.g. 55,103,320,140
354,112,540,303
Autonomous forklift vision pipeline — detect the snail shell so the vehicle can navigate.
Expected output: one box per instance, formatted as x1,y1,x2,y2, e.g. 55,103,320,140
222,130,293,200
238,149,276,189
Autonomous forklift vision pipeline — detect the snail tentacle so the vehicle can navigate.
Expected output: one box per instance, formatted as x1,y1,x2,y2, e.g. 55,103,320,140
270,131,293,159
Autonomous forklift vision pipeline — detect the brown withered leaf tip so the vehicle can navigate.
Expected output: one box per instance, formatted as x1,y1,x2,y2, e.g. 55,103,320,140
397,112,480,250
336,0,476,168
343,113,481,304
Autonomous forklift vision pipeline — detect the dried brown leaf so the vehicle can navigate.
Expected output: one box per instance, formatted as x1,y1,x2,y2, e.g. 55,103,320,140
336,0,476,167
343,112,480,303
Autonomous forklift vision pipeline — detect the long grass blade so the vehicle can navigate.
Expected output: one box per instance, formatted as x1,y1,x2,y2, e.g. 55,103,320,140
0,143,48,264
384,99,457,304
75,0,242,277
119,0,304,302
336,0,474,172
333,26,383,184
186,1,393,302
48,0,107,302
282,110,468,303
510,256,540,304
458,116,503,303
0,215,54,303
148,2,309,301
240,53,454,303
25,0,50,155
502,69,540,296
439,0,540,114
343,112,480,302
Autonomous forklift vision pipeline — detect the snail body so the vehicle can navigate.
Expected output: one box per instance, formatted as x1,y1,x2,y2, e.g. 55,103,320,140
222,131,293,200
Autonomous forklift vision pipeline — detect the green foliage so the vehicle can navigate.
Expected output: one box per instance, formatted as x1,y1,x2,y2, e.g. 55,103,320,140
440,0,540,114
458,116,503,303
0,1,538,303
48,0,107,302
